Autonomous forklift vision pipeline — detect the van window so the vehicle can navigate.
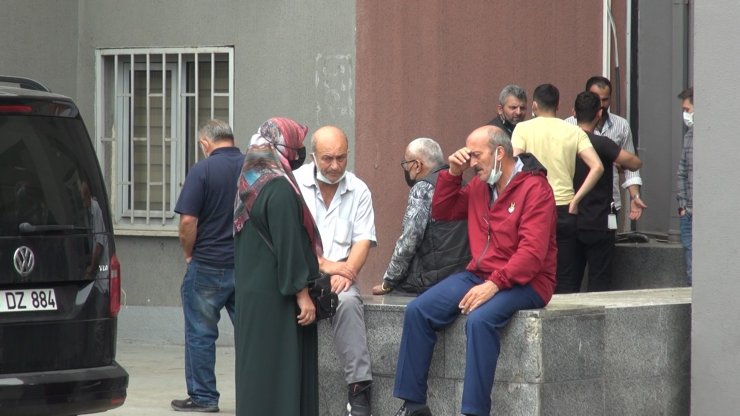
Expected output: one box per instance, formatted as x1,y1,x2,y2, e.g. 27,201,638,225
0,115,110,236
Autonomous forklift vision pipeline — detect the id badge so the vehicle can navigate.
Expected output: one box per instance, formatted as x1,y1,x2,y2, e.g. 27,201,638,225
607,213,618,230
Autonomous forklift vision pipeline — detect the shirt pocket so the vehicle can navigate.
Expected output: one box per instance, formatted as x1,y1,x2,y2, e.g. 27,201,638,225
334,218,352,246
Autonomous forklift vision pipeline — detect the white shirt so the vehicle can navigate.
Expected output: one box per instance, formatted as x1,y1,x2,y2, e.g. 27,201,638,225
294,163,377,262
565,112,642,210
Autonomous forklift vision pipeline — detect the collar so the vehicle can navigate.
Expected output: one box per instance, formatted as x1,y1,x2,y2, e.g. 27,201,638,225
597,111,614,132
209,146,241,156
491,158,524,202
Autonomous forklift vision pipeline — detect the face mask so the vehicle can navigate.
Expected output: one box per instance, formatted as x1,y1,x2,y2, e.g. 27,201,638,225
683,111,694,128
486,149,502,186
403,169,416,187
316,167,346,185
289,147,307,170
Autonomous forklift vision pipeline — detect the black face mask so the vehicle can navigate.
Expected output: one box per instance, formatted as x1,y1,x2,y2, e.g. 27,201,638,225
289,147,307,170
403,169,416,187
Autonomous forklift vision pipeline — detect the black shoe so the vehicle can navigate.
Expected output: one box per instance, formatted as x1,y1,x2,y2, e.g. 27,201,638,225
347,381,372,416
393,403,432,416
171,397,219,413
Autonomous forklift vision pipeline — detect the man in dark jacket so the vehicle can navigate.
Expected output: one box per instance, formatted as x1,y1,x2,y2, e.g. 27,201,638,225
391,126,557,416
372,137,469,296
487,84,528,137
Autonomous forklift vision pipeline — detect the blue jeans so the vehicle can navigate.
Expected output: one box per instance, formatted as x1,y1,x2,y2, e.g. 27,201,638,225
680,213,692,285
181,260,236,407
393,271,545,416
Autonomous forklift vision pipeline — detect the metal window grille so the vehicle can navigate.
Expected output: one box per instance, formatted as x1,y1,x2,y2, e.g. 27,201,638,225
95,47,234,232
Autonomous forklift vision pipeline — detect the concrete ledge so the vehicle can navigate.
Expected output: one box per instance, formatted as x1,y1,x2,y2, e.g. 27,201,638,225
318,288,692,416
612,240,687,289
117,288,691,416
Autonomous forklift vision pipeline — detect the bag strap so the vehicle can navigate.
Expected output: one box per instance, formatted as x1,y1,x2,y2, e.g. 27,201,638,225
252,221,275,254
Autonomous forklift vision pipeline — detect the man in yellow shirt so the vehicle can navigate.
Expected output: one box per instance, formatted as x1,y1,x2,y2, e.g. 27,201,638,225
512,84,603,293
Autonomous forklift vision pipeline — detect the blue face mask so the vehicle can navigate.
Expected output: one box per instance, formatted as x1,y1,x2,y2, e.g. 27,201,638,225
486,148,502,186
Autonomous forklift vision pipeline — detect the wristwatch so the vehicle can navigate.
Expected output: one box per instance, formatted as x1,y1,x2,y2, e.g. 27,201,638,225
631,193,641,200
381,281,392,293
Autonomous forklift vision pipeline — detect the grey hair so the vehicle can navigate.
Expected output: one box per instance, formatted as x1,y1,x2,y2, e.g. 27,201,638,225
487,127,513,157
407,137,445,168
498,84,527,105
199,119,234,142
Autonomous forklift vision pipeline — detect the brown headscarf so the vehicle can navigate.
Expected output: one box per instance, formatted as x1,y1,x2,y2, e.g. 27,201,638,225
233,118,322,257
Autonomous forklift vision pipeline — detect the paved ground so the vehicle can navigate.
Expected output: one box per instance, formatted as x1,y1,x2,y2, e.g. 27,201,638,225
106,341,236,416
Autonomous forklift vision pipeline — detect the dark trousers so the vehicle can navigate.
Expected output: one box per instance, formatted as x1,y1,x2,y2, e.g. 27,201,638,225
574,229,615,291
554,205,579,293
393,271,544,416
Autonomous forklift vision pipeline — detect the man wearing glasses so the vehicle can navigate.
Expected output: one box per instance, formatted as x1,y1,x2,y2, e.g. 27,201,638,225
294,125,377,416
372,137,469,296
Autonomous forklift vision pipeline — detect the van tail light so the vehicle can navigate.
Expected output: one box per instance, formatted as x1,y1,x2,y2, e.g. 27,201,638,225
109,254,121,317
0,104,32,113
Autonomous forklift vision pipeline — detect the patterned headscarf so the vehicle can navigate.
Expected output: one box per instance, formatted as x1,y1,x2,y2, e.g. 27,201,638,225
233,118,322,257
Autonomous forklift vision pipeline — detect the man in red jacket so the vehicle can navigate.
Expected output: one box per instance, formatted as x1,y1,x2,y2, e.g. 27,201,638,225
391,125,557,416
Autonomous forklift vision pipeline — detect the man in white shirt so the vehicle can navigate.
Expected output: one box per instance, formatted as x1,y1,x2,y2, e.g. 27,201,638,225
293,125,377,416
565,76,648,222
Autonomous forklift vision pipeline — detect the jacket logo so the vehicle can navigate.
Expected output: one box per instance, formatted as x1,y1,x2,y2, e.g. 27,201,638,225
13,246,35,277
508,202,516,214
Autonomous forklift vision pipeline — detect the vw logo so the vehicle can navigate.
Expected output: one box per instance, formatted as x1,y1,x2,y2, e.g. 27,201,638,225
13,246,35,277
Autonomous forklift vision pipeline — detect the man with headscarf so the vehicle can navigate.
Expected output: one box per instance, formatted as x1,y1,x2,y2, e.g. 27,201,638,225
233,118,321,416
372,137,470,296
293,125,377,416
172,120,244,412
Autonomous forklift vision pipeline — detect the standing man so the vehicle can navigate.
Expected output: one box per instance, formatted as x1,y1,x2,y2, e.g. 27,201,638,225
566,76,648,222
392,126,557,416
172,120,244,413
294,126,376,416
512,83,603,294
677,87,694,286
371,137,469,296
573,91,642,291
488,84,528,137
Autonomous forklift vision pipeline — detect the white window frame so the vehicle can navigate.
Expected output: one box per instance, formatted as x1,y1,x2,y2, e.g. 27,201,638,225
94,47,234,235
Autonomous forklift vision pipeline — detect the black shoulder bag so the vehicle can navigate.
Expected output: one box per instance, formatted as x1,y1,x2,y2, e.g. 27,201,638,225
253,224,337,321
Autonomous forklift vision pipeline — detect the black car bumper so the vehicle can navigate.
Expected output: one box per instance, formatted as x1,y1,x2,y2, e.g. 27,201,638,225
0,361,128,416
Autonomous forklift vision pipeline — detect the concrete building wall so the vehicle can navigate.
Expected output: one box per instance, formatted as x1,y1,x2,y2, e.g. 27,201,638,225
0,0,79,97
692,1,740,413
0,0,356,306
632,1,690,236
354,0,609,291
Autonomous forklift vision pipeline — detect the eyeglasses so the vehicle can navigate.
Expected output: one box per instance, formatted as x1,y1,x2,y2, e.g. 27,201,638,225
400,159,419,170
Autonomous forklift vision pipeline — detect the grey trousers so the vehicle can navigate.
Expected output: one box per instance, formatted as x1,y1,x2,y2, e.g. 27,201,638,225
331,283,373,384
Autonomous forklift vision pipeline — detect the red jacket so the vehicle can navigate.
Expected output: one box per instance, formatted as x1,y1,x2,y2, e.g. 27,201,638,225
432,154,558,304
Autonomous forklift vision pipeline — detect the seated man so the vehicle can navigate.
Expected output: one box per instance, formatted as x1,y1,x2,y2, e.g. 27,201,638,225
392,126,557,416
372,137,469,296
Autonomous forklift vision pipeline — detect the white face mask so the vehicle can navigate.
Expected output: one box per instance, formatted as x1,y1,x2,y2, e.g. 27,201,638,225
316,167,346,185
486,150,502,185
683,111,694,128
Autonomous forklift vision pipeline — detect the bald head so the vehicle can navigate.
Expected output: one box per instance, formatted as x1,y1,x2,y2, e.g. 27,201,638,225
311,126,348,153
465,125,513,183
311,125,349,184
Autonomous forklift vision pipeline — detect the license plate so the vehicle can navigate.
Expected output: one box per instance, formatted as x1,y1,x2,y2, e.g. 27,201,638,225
0,288,57,313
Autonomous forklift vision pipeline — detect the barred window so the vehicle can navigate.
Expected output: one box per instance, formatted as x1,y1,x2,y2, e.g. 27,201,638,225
95,47,233,233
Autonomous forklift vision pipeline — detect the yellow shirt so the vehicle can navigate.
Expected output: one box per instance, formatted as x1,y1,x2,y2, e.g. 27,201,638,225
511,117,593,205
